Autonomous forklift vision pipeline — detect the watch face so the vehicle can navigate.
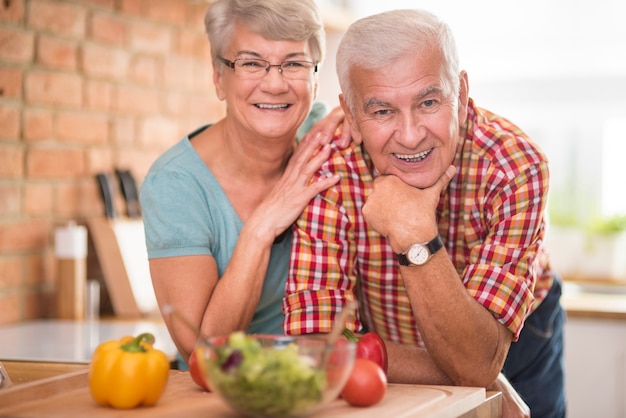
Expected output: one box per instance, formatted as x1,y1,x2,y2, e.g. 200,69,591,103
407,243,429,265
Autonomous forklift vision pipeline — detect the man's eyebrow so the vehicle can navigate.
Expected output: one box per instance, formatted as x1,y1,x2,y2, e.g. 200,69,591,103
363,98,390,112
415,85,444,99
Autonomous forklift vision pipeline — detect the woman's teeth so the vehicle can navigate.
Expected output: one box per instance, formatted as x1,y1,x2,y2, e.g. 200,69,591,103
395,149,431,162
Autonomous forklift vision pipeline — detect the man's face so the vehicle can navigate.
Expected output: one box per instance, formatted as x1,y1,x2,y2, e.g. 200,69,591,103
341,45,468,189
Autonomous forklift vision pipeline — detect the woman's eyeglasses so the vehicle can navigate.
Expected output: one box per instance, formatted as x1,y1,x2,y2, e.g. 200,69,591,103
217,57,318,80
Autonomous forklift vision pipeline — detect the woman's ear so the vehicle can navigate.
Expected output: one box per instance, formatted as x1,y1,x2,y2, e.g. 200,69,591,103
213,60,226,101
339,94,363,144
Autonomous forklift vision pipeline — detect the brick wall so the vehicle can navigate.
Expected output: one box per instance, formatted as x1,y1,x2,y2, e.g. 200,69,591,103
0,0,225,324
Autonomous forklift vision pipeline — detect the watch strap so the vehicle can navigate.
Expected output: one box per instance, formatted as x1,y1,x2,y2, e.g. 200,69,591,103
396,235,444,266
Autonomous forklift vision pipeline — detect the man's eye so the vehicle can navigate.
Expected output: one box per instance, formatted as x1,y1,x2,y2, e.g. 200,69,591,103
423,99,436,107
373,109,391,116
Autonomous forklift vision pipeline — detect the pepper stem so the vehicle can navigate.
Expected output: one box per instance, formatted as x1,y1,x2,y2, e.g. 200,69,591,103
342,328,360,342
121,333,155,353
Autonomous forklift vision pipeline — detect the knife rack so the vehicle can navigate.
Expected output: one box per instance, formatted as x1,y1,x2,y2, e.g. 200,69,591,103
87,217,159,318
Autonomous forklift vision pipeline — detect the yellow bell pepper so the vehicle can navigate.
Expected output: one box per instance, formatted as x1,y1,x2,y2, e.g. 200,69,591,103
88,332,170,409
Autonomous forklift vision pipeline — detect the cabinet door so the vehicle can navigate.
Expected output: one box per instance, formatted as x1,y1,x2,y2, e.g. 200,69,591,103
564,317,626,418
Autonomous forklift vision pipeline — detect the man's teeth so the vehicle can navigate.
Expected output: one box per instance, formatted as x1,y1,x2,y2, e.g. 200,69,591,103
395,149,431,162
256,104,289,109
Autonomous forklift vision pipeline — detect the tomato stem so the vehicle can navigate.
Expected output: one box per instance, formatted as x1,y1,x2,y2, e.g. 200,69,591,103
342,328,360,342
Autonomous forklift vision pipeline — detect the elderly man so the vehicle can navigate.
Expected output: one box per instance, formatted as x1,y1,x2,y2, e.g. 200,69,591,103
285,8,565,418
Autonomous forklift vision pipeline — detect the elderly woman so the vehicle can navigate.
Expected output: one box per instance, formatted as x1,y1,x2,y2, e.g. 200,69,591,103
140,0,340,366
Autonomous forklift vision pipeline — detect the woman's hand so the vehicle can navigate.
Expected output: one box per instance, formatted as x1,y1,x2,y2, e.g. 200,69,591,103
304,106,352,149
248,133,340,242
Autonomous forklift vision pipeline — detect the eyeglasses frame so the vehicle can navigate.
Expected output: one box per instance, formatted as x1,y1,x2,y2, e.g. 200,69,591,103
217,56,318,79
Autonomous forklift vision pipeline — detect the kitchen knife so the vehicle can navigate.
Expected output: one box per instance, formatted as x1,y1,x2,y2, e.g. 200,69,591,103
96,173,116,219
116,168,141,218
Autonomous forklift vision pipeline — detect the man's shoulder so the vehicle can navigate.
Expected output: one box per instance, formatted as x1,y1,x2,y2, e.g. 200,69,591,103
467,102,548,174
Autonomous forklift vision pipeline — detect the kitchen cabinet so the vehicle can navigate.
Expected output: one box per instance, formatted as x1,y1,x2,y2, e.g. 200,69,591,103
564,316,626,417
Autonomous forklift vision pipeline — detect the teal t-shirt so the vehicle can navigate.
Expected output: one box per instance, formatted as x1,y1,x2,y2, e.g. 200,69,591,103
140,126,288,336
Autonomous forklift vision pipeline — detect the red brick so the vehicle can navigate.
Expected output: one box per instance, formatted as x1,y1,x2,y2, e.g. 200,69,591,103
55,182,82,216
24,289,50,319
176,29,210,57
23,107,54,141
163,91,221,119
26,147,85,179
25,70,82,107
0,144,23,178
0,184,20,216
89,11,126,45
146,0,187,26
57,179,103,217
112,85,160,115
129,54,159,86
0,102,20,140
72,0,115,10
111,116,134,146
117,148,158,181
0,219,50,252
185,3,208,28
55,110,109,145
37,35,78,70
81,42,130,80
0,256,22,288
23,182,54,215
118,0,147,17
138,116,179,149
80,179,105,216
27,0,87,38
0,0,25,23
0,293,21,324
163,56,195,90
84,80,112,111
24,253,48,286
0,65,23,99
0,26,35,63
129,21,171,54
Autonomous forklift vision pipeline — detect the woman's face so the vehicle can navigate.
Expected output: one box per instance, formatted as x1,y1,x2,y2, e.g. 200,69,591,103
213,23,318,140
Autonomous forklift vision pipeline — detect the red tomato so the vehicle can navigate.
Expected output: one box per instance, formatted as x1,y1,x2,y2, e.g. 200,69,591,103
341,358,387,407
188,350,210,391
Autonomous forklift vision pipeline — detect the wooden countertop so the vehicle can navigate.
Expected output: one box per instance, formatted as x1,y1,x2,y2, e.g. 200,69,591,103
0,363,501,417
561,280,626,320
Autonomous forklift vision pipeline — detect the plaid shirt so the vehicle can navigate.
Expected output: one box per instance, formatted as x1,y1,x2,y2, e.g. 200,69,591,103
284,99,554,345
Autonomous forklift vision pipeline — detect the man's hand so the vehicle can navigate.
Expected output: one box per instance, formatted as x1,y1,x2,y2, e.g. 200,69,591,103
362,166,455,251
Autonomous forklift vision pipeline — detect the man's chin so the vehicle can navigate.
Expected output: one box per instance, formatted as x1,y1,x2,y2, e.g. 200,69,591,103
394,174,434,189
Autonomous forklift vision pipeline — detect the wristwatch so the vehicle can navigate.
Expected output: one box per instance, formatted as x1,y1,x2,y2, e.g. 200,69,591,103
395,235,444,266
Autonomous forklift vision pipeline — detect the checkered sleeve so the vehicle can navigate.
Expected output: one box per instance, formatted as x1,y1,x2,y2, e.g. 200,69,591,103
283,142,364,335
460,110,551,339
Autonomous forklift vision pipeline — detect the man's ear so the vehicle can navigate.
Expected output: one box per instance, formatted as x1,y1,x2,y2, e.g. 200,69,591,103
213,60,226,101
457,70,469,125
339,94,363,144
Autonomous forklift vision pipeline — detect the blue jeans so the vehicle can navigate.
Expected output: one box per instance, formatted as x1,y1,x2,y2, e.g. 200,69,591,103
502,277,566,418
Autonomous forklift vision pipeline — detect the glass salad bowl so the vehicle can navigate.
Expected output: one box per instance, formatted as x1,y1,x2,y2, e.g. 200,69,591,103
195,332,356,418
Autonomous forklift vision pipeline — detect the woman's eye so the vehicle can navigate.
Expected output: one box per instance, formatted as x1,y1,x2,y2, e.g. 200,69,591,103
283,61,305,68
241,60,263,68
